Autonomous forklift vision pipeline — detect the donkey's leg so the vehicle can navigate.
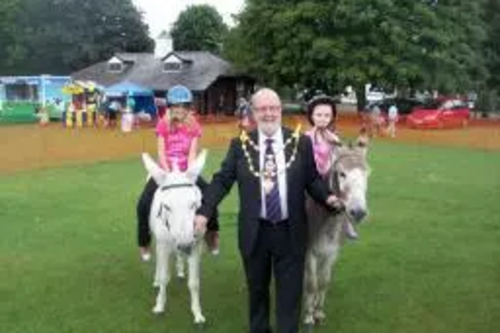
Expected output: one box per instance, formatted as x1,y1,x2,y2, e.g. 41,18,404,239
153,244,171,314
187,245,205,325
175,252,186,279
314,252,338,322
303,251,318,326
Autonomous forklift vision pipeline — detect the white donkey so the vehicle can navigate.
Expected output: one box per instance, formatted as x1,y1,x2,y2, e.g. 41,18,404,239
303,135,370,328
141,150,207,325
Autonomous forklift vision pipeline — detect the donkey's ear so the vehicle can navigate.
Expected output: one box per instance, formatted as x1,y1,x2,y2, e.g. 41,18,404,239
142,153,167,185
187,149,208,182
357,133,369,147
355,134,369,156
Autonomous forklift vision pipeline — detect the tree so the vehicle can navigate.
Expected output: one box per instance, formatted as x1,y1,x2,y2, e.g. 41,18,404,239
170,4,228,54
225,0,487,108
479,0,500,113
0,0,154,75
484,0,500,91
0,0,23,69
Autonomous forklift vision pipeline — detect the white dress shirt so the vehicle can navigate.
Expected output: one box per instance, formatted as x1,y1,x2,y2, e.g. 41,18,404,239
259,128,288,220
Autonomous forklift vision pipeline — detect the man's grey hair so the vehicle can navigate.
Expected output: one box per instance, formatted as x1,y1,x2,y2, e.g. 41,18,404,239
250,88,282,109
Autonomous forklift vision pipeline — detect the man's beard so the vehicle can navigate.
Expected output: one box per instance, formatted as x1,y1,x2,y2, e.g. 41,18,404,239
258,120,280,136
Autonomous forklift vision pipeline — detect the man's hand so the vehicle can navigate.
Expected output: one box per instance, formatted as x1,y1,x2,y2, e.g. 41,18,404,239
194,215,208,236
326,195,344,211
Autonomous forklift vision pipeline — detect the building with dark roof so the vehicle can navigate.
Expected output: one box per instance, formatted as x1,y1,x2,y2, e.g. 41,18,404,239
72,32,254,115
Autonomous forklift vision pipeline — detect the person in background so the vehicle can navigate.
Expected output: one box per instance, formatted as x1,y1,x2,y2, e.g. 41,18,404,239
386,102,399,138
237,96,254,130
306,95,359,239
107,99,121,128
370,103,383,137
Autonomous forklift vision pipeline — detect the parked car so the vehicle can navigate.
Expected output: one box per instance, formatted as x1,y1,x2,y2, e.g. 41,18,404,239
369,97,425,122
406,97,470,129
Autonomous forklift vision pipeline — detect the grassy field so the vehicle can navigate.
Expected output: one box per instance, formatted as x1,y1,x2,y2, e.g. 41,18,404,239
1,141,499,333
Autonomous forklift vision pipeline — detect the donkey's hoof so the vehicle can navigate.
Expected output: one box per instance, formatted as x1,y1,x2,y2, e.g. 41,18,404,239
303,315,316,331
194,314,206,325
152,305,165,314
303,323,315,332
177,273,186,280
313,310,326,322
194,322,206,331
304,316,315,326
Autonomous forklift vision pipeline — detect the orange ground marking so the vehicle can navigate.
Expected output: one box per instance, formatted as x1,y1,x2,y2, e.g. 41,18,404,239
1,115,499,174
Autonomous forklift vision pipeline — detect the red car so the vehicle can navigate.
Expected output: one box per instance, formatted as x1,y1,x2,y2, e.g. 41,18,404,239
406,98,470,129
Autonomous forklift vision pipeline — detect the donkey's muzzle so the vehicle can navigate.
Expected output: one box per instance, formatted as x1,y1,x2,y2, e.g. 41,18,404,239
349,208,367,222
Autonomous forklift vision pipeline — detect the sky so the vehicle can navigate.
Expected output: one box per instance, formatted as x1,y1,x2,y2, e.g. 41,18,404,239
132,0,246,37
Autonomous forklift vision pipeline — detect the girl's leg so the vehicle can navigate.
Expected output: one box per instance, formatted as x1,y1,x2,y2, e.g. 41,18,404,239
137,177,158,260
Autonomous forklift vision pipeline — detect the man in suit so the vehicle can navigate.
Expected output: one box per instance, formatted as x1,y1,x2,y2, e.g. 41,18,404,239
194,88,339,333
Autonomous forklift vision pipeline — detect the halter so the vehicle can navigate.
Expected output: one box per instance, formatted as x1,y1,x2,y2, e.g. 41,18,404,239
160,183,195,192
157,182,199,230
328,154,353,197
327,151,366,212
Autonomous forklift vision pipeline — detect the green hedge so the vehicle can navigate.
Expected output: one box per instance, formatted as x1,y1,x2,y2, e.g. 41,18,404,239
0,102,38,124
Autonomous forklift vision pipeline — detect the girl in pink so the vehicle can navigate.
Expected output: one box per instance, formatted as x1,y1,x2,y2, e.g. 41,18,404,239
306,96,358,240
136,85,219,261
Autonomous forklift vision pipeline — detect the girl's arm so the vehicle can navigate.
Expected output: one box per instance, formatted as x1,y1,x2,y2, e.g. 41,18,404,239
158,137,170,172
188,137,199,168
323,129,341,145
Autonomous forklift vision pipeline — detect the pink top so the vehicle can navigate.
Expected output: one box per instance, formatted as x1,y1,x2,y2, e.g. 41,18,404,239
156,118,202,171
306,129,339,176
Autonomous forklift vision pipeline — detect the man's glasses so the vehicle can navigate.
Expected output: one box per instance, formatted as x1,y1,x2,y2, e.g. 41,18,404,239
253,105,281,113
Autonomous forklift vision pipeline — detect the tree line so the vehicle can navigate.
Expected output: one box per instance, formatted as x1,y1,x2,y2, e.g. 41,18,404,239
224,0,499,111
0,0,153,75
1,0,498,111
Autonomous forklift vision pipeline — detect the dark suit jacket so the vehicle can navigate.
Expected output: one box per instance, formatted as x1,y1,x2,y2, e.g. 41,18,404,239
198,127,330,258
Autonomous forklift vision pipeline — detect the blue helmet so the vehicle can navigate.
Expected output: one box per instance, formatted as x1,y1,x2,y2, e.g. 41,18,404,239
167,85,193,105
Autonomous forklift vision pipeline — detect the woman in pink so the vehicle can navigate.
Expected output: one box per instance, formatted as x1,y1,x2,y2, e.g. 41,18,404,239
306,95,358,240
136,85,220,261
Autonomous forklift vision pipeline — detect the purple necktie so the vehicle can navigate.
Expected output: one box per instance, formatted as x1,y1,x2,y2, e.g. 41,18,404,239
264,138,282,222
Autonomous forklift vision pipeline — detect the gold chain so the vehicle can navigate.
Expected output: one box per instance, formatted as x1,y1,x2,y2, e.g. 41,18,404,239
240,125,302,178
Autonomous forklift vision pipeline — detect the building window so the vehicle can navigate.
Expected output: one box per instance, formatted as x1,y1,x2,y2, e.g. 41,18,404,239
108,63,123,73
164,62,182,72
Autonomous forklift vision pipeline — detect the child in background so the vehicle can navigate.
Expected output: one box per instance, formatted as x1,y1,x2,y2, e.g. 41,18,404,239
35,104,49,126
386,102,399,138
136,85,220,261
305,95,359,240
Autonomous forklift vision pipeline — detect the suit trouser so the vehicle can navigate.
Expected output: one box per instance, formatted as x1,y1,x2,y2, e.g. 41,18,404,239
242,220,305,333
136,176,219,247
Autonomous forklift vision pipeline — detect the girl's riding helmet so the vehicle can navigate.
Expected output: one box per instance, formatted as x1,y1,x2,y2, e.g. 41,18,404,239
167,85,193,105
306,95,338,126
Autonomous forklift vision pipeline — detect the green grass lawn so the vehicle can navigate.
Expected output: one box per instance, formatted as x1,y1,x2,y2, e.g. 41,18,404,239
1,142,499,333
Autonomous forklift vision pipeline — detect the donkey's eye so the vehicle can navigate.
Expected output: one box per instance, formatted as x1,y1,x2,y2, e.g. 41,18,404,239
339,171,347,178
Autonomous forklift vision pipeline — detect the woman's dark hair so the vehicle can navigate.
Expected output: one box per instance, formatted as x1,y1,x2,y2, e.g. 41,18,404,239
306,95,338,128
